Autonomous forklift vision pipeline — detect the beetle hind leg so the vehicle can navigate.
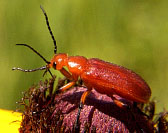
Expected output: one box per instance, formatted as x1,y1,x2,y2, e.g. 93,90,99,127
111,96,148,132
111,95,128,108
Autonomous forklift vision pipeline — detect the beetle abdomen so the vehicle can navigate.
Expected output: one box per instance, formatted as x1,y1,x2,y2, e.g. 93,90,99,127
81,58,151,103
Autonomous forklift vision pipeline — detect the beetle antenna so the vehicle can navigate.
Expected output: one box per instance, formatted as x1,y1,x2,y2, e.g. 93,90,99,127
12,66,46,72
12,66,53,77
40,5,57,54
15,44,50,64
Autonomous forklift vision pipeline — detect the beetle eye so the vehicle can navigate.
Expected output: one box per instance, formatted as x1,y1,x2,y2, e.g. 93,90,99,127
53,62,57,69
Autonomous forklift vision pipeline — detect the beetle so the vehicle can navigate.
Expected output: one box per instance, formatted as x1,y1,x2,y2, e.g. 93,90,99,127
13,5,151,129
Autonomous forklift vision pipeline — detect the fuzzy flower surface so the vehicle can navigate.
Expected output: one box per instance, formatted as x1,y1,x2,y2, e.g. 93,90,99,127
18,76,154,132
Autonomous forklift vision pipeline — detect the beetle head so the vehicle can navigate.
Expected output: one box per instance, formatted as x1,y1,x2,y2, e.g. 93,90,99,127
48,53,68,70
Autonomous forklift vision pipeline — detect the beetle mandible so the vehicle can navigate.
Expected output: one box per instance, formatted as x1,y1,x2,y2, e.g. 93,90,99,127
13,6,151,115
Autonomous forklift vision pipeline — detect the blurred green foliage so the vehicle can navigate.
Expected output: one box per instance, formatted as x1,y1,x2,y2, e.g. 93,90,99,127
0,0,168,113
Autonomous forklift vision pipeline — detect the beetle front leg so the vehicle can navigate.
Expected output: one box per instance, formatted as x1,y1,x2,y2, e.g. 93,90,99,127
60,67,73,80
57,67,78,93
57,81,76,93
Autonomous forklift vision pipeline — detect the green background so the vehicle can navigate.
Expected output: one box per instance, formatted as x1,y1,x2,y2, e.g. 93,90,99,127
0,0,168,113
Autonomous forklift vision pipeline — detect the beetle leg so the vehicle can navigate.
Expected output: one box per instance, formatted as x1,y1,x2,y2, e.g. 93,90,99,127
74,102,83,131
60,67,79,81
60,67,73,80
57,68,79,93
112,96,145,131
111,95,128,108
74,89,92,130
58,81,76,93
80,89,92,105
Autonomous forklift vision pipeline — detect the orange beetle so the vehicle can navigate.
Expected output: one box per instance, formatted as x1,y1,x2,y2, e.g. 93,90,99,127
13,6,151,116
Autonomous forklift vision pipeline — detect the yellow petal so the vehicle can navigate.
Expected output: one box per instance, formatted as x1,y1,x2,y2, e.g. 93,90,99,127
0,109,22,133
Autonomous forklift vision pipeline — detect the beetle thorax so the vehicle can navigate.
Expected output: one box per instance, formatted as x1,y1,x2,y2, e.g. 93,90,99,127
67,56,88,76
